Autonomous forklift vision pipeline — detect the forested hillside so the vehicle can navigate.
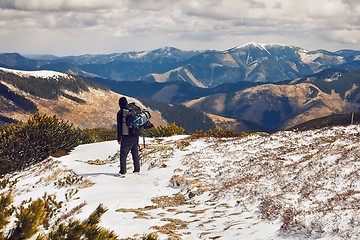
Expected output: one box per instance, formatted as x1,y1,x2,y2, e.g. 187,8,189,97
140,98,216,133
0,68,145,129
0,69,103,100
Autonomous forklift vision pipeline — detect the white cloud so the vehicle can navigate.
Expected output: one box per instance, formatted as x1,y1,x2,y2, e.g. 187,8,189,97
0,0,359,55
0,0,122,11
326,29,360,44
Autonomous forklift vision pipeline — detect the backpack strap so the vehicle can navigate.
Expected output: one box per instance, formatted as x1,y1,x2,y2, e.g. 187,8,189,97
122,109,129,136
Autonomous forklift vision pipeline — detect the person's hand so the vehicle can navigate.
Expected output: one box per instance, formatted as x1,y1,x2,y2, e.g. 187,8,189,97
118,140,121,145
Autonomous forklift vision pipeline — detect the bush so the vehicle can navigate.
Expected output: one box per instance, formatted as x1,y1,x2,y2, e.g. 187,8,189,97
81,128,117,142
0,190,117,240
143,123,184,138
10,198,48,239
191,128,267,138
191,128,241,138
0,113,93,176
48,204,117,240
0,192,14,239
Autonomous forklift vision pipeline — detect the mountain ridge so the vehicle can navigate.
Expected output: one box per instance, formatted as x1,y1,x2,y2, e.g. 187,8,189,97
0,67,167,129
1,43,359,87
1,43,359,132
0,67,218,133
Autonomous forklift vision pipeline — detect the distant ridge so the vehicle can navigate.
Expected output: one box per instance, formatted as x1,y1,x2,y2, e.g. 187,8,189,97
0,67,156,129
1,43,359,87
0,43,359,132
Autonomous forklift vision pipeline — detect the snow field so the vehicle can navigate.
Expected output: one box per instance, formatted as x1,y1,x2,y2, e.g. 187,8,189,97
3,125,359,239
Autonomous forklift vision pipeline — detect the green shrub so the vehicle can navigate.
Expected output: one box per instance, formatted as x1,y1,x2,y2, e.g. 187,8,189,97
48,204,118,240
0,192,14,239
191,128,241,138
81,128,117,142
9,198,47,239
0,192,117,240
144,123,185,137
191,128,266,138
0,113,93,176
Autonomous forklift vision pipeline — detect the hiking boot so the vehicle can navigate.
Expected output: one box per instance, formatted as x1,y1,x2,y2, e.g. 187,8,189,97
116,173,125,178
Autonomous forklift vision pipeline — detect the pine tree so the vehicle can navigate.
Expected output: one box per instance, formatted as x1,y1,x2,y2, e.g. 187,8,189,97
48,204,118,239
9,199,47,240
0,113,93,176
0,192,14,239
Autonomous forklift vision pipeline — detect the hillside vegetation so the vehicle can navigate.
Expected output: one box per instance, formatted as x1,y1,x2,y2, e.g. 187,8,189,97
0,114,92,176
140,98,216,133
0,69,104,100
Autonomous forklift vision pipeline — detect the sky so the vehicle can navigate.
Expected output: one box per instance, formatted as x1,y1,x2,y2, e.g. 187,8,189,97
0,0,359,56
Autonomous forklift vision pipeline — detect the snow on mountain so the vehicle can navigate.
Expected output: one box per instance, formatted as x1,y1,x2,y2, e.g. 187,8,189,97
133,51,149,59
298,49,325,63
2,124,360,239
324,72,342,82
233,42,292,54
0,66,72,79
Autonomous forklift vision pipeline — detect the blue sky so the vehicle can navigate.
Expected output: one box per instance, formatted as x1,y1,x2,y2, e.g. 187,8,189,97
0,0,359,56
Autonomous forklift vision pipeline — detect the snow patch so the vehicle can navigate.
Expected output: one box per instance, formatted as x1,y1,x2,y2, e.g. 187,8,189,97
0,67,71,79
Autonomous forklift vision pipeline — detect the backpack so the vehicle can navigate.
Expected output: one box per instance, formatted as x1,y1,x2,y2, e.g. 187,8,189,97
123,102,153,136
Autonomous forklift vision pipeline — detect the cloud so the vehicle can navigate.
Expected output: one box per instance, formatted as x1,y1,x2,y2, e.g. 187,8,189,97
326,29,360,44
0,0,359,55
0,0,122,11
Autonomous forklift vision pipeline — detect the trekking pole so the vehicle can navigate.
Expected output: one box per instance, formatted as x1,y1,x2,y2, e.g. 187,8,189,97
143,135,146,148
138,144,143,165
351,112,354,124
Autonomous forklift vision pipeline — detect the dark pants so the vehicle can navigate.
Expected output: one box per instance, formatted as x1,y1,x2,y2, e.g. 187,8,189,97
119,135,140,174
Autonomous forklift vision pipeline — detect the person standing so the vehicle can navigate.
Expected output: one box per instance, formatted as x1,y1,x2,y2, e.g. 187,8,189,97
116,97,140,177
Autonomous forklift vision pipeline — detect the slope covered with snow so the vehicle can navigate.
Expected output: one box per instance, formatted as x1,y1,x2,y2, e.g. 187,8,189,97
0,66,71,79
2,125,359,239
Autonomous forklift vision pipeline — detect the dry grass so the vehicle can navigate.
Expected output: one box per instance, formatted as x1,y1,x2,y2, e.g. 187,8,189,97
55,202,87,225
175,140,190,150
151,218,188,239
116,208,153,219
170,125,360,238
151,193,187,208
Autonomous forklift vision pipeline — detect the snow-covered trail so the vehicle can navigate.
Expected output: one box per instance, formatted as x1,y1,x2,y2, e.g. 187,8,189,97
4,124,359,239
59,135,197,238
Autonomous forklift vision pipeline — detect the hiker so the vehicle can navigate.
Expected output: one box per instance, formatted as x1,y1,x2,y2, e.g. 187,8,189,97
116,97,140,177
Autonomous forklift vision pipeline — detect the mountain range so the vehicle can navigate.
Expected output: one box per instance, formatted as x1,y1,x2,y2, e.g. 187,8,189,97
1,43,359,87
0,43,359,132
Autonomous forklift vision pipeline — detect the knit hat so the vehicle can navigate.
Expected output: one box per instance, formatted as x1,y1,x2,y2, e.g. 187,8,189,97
119,97,128,109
